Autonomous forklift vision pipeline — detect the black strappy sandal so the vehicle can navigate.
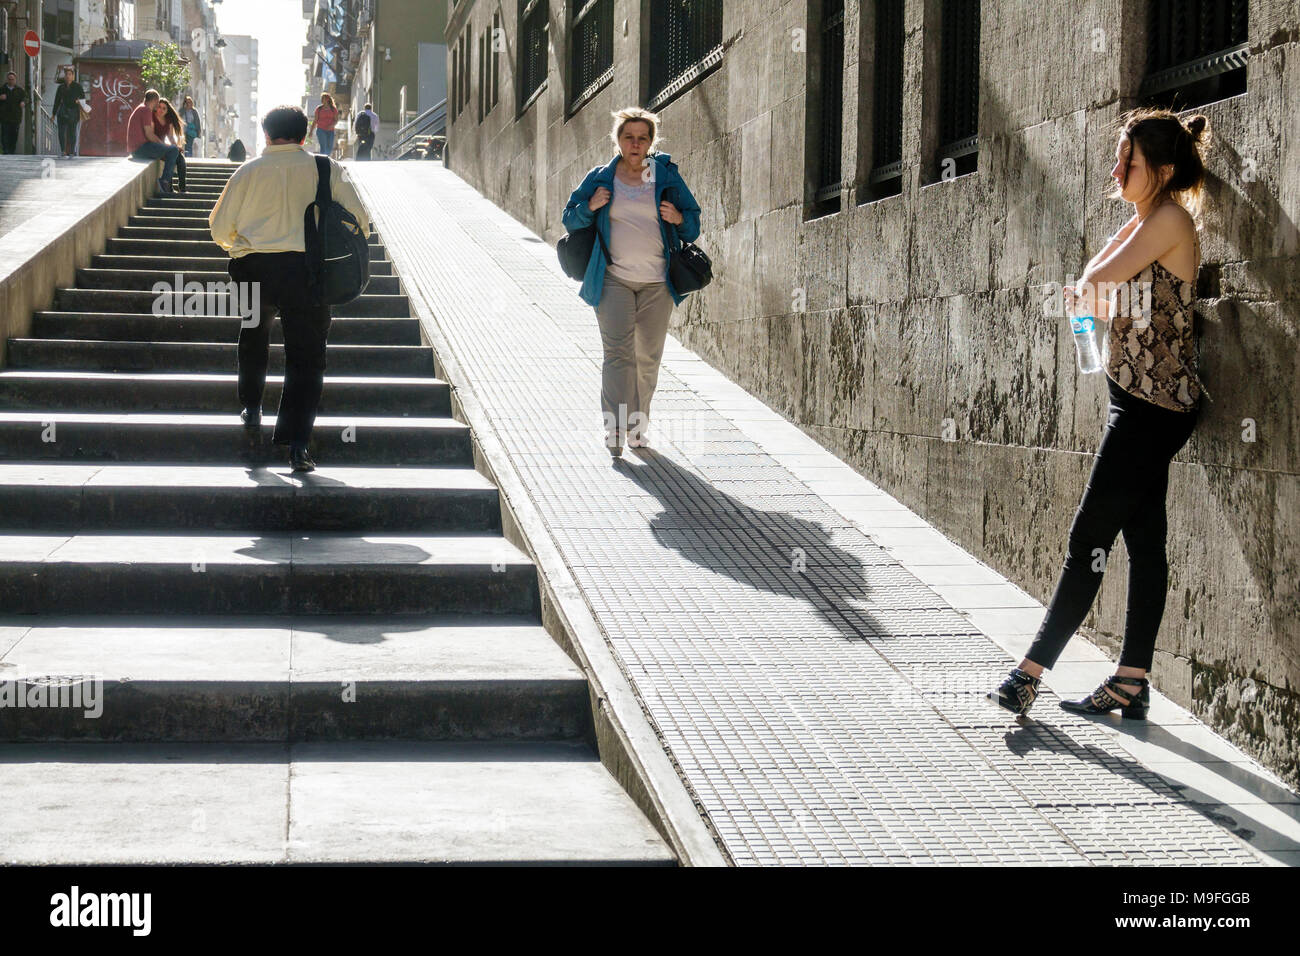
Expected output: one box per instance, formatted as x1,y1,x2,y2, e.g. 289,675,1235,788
1059,676,1149,719
987,668,1041,717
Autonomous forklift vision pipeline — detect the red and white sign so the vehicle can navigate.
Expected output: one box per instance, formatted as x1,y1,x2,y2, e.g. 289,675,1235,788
23,31,40,57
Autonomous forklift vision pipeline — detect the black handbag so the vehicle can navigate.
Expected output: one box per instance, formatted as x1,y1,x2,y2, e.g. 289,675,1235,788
663,187,711,294
557,220,612,281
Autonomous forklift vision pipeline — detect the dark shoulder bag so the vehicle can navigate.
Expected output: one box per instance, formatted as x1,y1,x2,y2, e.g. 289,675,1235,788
303,154,370,306
557,204,613,281
663,185,711,294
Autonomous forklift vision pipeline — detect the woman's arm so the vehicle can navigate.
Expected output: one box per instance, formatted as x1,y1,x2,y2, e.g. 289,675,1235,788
562,168,600,231
1075,205,1189,315
669,173,702,243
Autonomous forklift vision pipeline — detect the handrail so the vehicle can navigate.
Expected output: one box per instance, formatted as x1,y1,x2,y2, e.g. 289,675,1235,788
394,97,446,140
391,99,446,156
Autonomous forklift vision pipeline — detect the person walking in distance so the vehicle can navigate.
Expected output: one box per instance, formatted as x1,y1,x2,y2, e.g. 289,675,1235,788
179,95,202,157
126,89,181,193
52,66,85,157
989,110,1213,719
0,72,28,154
308,92,339,156
208,105,371,473
562,107,702,457
353,103,378,160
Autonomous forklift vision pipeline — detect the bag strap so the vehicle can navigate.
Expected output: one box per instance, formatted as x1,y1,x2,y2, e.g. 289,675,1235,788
313,154,332,209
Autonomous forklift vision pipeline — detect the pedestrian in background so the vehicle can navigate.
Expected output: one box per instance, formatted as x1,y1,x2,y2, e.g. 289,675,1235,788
562,107,701,457
309,92,338,156
125,89,181,193
0,72,28,154
353,102,378,160
209,105,370,473
180,95,202,157
153,97,187,193
52,66,85,157
990,109,1212,720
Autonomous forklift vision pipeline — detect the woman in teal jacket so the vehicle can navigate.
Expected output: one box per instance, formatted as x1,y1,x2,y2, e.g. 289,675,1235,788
563,107,702,457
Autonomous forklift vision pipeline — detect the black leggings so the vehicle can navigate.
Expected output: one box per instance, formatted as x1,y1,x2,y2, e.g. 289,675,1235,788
1025,377,1198,672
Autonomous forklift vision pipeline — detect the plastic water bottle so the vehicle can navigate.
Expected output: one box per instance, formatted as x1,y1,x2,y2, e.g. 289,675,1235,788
1071,315,1102,374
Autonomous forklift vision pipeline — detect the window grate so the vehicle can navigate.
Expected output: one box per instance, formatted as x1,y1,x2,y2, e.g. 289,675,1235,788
814,0,845,204
492,11,501,109
647,0,725,110
869,0,905,189
938,0,979,173
571,0,614,112
519,0,550,109
1142,0,1248,106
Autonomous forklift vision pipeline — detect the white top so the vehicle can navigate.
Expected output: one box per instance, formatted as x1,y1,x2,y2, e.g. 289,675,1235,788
606,176,667,285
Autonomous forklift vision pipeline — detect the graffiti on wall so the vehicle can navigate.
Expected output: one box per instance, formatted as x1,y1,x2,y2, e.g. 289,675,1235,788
76,62,143,156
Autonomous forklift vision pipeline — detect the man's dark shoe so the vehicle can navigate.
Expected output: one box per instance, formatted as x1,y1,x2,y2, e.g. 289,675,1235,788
290,443,316,473
240,407,261,428
158,179,173,195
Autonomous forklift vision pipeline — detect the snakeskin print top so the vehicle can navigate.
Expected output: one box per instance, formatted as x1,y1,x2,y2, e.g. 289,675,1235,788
1104,251,1209,412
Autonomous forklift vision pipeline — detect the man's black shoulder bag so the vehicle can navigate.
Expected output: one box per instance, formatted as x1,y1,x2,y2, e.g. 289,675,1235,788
304,154,370,306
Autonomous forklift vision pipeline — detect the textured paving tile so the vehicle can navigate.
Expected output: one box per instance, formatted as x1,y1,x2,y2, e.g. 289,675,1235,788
348,164,1273,866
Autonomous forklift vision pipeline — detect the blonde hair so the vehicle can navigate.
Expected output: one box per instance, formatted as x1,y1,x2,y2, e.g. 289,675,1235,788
609,106,662,152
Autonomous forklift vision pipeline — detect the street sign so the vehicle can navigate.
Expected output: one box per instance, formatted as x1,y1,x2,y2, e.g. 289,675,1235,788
23,31,39,57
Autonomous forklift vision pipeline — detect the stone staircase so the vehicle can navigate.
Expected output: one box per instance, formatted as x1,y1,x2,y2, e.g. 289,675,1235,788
0,159,674,865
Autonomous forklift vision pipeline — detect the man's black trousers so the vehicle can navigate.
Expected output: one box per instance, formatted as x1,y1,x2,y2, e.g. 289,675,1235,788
0,121,19,154
228,252,331,446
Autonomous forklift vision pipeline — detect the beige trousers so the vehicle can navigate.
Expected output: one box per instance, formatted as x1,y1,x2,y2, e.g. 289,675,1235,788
594,274,674,440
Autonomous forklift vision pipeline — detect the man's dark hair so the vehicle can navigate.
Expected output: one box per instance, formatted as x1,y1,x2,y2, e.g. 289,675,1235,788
363,103,372,110
263,105,308,143
144,89,160,104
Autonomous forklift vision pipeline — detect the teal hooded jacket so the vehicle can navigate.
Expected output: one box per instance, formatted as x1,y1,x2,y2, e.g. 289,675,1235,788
561,152,703,307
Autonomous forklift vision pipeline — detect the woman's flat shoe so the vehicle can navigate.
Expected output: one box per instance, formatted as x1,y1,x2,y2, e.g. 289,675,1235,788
627,434,649,448
987,668,1041,716
1060,676,1149,719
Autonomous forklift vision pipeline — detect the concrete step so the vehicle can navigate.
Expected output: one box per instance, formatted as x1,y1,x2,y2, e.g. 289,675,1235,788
0,532,539,615
0,614,586,741
0,740,676,864
73,267,401,296
138,197,216,212
6,339,432,375
30,313,421,345
0,412,471,465
91,254,394,276
54,288,410,317
0,463,500,532
106,236,389,260
0,371,449,416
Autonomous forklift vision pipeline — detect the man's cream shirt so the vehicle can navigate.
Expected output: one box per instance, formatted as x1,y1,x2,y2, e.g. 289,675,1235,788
209,143,370,257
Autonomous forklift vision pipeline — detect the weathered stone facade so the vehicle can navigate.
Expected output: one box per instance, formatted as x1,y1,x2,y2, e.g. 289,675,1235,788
445,0,1300,787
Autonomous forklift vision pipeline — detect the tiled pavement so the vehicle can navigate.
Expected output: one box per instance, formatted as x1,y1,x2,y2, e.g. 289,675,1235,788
350,162,1299,866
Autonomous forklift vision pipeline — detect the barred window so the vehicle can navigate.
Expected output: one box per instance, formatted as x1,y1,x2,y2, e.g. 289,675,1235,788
519,0,549,111
647,0,724,110
478,28,487,122
451,35,460,118
810,0,845,213
865,0,904,200
462,28,472,116
570,0,614,113
1141,0,1248,108
937,0,979,178
492,11,501,110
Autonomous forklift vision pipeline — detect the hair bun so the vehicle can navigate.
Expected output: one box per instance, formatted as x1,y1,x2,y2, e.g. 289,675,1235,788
1184,114,1209,143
